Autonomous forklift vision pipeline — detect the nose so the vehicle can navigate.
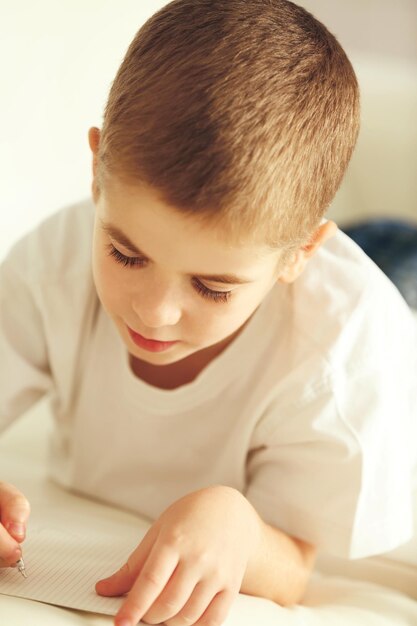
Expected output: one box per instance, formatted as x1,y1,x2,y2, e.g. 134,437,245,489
132,278,182,329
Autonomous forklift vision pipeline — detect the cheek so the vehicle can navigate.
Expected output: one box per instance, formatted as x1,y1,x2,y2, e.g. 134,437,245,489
218,288,266,333
92,247,124,310
194,296,254,343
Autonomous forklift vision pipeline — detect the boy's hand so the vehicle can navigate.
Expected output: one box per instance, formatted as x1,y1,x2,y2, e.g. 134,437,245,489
96,485,262,626
0,481,30,568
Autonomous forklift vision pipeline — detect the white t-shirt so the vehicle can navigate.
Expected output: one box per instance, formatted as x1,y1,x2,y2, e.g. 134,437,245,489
1,198,416,560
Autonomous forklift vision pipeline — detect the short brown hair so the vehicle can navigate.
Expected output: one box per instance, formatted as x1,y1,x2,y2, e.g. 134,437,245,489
96,0,360,255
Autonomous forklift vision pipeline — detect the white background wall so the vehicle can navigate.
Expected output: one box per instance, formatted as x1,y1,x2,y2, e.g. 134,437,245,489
1,0,416,261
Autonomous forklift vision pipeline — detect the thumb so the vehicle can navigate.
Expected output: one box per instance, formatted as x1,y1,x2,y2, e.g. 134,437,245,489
96,524,157,597
95,561,137,596
0,482,30,542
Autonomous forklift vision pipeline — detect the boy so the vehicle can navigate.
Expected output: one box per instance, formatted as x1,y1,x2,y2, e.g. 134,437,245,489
1,1,416,626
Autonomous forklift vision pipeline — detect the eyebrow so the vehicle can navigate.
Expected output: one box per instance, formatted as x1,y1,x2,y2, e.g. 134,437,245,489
100,220,254,285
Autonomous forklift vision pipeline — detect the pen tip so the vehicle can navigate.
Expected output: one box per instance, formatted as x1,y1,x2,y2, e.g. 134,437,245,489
15,557,27,578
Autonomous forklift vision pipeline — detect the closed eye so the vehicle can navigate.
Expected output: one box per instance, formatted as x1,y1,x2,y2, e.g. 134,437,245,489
106,244,232,303
107,244,146,267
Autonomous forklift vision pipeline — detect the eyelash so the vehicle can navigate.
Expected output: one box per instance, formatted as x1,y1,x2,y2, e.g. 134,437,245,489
106,244,232,304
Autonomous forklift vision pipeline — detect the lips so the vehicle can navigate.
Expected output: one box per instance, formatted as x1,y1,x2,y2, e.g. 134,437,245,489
127,325,179,352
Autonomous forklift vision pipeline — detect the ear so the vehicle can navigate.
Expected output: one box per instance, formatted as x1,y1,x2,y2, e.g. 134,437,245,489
278,220,338,284
88,127,101,202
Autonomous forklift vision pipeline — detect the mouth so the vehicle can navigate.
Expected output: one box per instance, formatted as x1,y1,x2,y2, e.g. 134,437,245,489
126,325,179,353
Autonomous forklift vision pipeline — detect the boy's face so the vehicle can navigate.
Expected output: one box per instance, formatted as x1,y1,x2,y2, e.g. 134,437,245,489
91,176,284,368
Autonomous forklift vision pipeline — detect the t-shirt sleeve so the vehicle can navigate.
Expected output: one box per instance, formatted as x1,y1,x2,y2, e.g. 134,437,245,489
244,351,416,560
0,252,53,433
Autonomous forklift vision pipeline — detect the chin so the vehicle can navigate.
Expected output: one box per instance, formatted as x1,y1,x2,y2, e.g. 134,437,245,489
129,343,192,366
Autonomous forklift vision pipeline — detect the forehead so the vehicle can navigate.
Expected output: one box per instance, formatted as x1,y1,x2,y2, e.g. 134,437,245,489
99,178,278,268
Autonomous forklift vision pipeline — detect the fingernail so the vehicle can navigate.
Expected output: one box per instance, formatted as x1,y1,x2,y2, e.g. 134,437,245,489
12,547,22,563
116,619,132,626
8,523,25,537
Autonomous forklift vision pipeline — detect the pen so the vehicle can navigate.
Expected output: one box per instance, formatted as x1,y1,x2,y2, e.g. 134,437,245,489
15,557,27,579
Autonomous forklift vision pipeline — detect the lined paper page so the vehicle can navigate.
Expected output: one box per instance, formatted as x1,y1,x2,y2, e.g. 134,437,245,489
0,523,143,616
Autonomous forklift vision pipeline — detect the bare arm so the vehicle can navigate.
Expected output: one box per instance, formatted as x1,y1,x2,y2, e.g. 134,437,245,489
241,511,317,606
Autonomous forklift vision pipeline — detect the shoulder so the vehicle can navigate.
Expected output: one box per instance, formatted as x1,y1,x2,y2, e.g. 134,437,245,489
256,226,416,407
290,226,417,370
0,199,100,402
2,197,95,285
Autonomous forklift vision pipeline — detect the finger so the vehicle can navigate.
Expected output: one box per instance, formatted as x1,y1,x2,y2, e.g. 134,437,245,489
0,481,30,542
95,525,158,597
164,581,223,626
0,524,24,566
141,560,200,624
0,546,23,569
115,541,179,626
193,589,236,626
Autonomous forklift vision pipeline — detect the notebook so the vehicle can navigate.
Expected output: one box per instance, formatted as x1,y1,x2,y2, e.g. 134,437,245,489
0,521,143,616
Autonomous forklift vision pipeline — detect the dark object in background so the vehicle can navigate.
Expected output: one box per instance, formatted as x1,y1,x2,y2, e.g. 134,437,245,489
342,219,417,310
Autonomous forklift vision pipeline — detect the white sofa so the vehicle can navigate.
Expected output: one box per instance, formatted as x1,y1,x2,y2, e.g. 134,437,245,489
327,56,417,228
